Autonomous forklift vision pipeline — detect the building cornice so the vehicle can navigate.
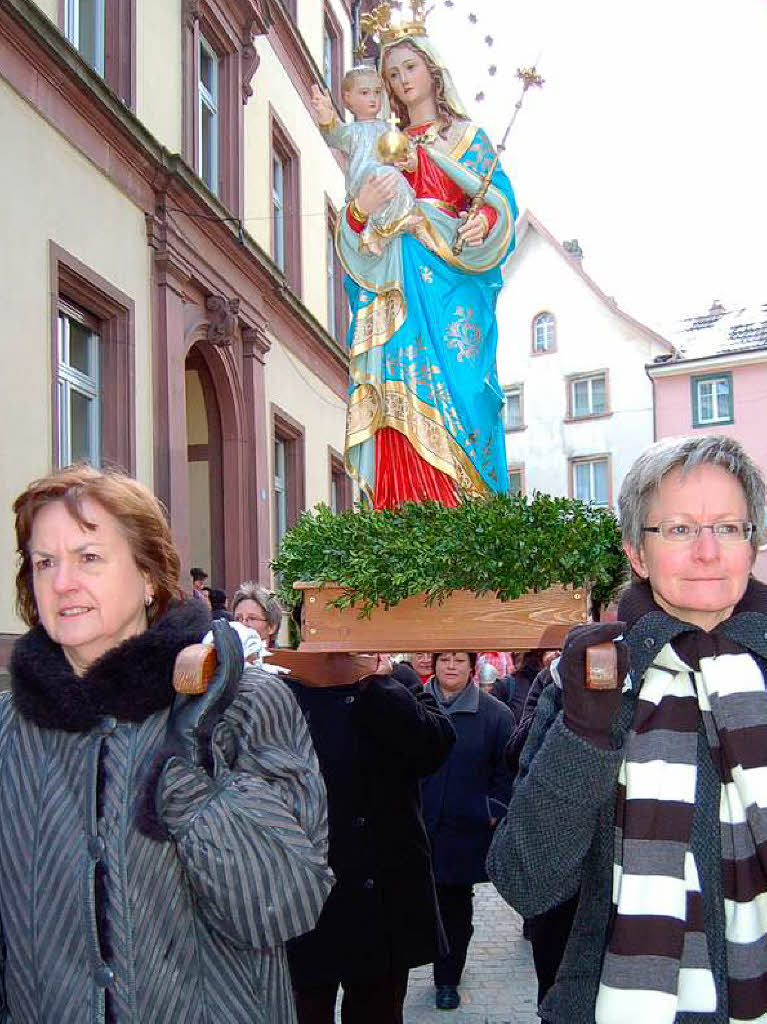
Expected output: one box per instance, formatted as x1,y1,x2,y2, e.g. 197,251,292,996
646,347,767,378
0,0,349,393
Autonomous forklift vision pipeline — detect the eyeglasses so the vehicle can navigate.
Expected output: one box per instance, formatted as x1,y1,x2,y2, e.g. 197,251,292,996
236,613,269,627
641,520,755,545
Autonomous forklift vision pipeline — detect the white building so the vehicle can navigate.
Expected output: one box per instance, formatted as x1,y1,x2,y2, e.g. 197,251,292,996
497,211,673,507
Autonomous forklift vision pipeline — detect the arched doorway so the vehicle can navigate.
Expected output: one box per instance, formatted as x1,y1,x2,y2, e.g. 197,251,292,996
185,345,224,586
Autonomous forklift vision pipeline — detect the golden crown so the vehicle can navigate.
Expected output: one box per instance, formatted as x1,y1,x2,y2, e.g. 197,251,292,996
360,2,431,49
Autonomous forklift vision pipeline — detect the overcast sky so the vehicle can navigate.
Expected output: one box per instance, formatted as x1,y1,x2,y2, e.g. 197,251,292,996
426,0,767,336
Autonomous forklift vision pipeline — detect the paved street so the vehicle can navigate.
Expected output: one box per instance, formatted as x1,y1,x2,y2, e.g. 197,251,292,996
336,883,539,1024
404,884,538,1024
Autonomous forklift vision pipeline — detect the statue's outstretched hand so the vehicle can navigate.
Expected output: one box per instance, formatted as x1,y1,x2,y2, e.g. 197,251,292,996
311,84,335,126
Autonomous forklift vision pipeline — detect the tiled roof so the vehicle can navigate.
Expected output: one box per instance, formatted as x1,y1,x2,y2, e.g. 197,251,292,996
675,302,767,359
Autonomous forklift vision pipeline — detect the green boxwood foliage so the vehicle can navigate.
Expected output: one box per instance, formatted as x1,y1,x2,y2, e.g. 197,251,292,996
273,494,627,617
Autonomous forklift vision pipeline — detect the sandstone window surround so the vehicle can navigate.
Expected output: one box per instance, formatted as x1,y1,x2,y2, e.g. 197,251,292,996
50,242,135,474
566,369,611,421
503,383,524,431
270,107,302,296
569,454,612,508
329,446,353,513
325,197,347,343
507,465,525,496
59,0,135,106
272,404,306,555
323,2,344,111
182,0,269,215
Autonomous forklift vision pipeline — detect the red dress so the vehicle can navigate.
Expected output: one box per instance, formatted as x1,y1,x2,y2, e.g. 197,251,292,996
348,127,497,511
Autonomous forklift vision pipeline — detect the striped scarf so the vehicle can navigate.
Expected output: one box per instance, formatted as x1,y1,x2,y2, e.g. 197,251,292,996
595,640,767,1024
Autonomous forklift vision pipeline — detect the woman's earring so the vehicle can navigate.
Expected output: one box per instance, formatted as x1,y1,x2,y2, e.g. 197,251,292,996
145,593,153,607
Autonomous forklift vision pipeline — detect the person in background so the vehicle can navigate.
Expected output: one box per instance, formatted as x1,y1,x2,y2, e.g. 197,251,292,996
411,652,433,686
232,580,282,646
542,649,559,670
478,652,515,700
488,434,767,1024
209,586,233,621
491,649,545,724
284,654,456,1024
476,660,499,694
190,565,208,597
423,652,514,1011
1,465,333,1023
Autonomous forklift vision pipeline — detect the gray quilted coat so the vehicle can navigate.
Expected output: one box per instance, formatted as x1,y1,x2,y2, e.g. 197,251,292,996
0,603,333,1024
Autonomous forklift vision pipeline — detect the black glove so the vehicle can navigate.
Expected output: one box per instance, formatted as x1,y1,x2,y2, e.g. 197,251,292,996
559,622,629,749
164,619,245,773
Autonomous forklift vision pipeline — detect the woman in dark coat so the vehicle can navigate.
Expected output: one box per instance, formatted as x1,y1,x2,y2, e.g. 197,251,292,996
284,657,456,1024
422,652,514,1010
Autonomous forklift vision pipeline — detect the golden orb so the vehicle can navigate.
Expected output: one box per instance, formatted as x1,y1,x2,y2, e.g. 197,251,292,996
377,128,411,165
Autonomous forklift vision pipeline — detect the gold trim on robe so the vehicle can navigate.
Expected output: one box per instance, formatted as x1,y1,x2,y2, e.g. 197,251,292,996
346,379,489,499
349,289,406,357
420,198,460,217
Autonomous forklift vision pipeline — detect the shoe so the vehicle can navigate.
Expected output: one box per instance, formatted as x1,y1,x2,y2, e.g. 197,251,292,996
435,985,460,1010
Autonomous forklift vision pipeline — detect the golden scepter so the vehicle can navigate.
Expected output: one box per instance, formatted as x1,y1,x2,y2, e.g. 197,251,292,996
453,65,544,256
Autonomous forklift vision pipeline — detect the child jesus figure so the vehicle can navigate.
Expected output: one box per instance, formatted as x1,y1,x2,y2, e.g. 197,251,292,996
311,67,417,256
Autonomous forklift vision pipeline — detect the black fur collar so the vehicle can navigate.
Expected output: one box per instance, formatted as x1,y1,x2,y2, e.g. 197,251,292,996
10,601,210,732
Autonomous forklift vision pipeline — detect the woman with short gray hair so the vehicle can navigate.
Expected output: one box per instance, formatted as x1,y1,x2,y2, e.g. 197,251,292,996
489,434,767,1024
232,581,283,644
618,433,766,557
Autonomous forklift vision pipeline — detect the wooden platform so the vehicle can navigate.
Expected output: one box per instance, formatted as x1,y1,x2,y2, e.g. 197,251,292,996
295,582,588,653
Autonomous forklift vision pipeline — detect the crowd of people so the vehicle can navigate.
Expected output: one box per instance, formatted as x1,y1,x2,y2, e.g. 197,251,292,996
2,433,767,1024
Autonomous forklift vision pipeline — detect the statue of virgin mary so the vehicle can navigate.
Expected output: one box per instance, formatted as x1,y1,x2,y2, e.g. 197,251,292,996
337,10,518,509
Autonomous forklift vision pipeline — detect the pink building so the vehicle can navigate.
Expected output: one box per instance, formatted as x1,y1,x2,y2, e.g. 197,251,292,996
647,302,767,580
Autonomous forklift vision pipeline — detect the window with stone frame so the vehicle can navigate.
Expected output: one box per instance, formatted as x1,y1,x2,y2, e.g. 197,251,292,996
532,311,556,354
270,111,302,295
326,200,347,343
56,302,101,467
197,31,219,194
51,243,135,473
62,0,134,105
329,448,353,513
183,0,256,215
570,455,611,508
503,383,524,430
323,4,344,111
507,465,525,496
567,370,609,420
272,406,305,554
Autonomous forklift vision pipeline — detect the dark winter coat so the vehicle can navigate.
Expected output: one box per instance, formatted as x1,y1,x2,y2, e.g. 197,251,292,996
487,578,767,1024
491,663,540,725
422,680,514,886
0,603,333,1024
284,675,455,988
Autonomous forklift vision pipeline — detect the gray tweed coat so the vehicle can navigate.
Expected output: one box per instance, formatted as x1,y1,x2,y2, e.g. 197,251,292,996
0,603,333,1024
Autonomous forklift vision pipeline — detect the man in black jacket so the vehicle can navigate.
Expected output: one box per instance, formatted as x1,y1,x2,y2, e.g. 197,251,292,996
284,656,456,1024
